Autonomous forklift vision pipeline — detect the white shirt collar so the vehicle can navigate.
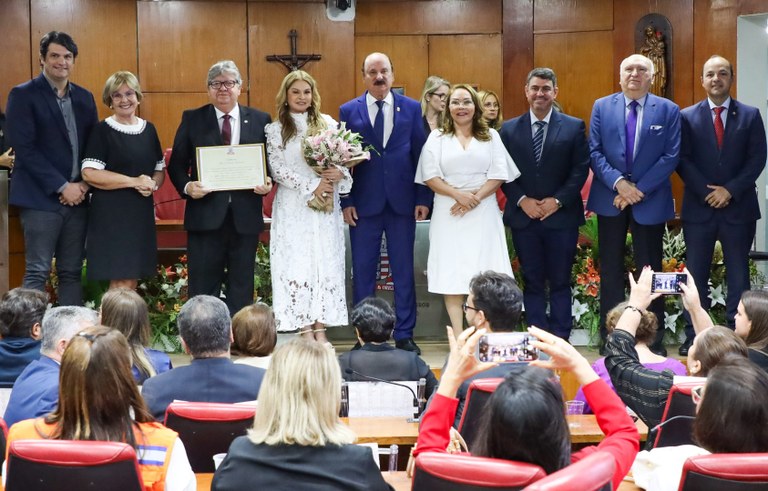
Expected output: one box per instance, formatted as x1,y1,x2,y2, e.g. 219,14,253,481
366,91,394,107
529,108,553,126
707,96,731,111
623,93,648,108
214,104,240,121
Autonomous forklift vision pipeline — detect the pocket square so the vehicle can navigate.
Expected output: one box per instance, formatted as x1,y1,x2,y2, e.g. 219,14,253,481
650,125,663,130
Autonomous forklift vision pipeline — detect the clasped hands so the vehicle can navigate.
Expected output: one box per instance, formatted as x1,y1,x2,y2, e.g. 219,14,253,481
134,175,156,197
312,167,343,201
449,190,480,217
58,181,89,206
520,197,559,220
613,180,644,210
705,185,731,209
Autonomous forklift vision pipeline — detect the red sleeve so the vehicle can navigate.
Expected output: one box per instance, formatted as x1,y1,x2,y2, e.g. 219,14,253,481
571,379,639,491
413,393,459,456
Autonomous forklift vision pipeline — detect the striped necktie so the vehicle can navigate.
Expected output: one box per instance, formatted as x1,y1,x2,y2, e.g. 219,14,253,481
532,120,546,163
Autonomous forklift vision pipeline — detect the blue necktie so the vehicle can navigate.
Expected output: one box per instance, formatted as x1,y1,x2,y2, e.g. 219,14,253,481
374,100,385,148
532,121,546,163
625,100,639,174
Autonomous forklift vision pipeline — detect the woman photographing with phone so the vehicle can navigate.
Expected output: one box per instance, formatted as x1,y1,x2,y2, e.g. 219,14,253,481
414,325,639,490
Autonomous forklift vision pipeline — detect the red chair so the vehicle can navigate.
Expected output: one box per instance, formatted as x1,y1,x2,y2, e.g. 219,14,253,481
523,451,615,491
652,381,701,448
457,377,504,450
678,453,768,490
5,440,143,491
163,401,257,472
0,417,7,471
412,451,546,490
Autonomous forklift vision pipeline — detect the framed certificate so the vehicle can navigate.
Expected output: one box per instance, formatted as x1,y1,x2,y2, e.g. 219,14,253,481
195,143,267,191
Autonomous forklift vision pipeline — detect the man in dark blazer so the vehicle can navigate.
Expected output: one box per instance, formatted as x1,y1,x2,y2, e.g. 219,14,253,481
339,52,431,353
141,295,265,421
677,55,767,355
168,60,273,315
500,67,590,340
587,54,680,355
6,31,98,306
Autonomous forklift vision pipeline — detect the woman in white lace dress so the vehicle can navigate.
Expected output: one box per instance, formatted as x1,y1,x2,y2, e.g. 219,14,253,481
266,71,351,344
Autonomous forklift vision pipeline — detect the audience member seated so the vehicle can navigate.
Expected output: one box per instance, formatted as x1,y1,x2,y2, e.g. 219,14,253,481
414,326,639,491
212,338,392,491
733,290,768,372
99,288,172,384
141,295,266,421
0,288,47,388
574,301,687,413
448,271,527,427
636,355,768,491
605,267,748,428
339,297,437,397
5,326,195,491
3,306,98,427
232,302,277,370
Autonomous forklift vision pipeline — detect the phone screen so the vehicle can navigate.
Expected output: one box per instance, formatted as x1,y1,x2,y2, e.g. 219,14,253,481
651,273,687,294
477,332,539,363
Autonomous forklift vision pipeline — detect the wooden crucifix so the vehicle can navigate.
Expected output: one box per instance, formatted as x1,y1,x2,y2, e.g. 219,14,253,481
266,29,321,72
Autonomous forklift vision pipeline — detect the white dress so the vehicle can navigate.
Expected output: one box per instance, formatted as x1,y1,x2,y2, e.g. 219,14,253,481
415,129,520,294
266,113,352,331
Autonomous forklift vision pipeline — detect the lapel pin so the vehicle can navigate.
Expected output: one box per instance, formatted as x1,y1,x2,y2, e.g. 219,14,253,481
244,120,249,124
396,107,400,112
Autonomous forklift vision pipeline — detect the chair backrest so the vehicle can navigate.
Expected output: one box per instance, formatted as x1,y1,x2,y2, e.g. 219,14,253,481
164,401,257,472
412,451,546,491
653,381,700,448
457,377,504,450
154,148,186,221
6,439,143,491
0,417,7,471
522,451,615,491
678,453,768,491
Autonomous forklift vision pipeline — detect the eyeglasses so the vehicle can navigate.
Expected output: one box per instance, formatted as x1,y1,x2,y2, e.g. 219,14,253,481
209,80,239,90
462,302,480,313
430,92,448,101
691,385,705,405
449,99,474,108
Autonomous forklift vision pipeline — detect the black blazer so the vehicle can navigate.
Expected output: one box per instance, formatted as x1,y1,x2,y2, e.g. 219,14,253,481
168,104,271,234
500,110,590,229
212,437,393,491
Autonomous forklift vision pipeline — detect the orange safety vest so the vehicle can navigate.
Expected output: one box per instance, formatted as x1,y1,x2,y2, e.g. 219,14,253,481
7,418,178,491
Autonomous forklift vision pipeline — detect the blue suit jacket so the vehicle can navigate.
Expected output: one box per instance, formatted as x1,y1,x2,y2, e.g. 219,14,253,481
141,357,265,421
3,355,60,428
6,74,98,211
678,99,766,224
586,92,680,225
500,111,590,229
338,92,431,217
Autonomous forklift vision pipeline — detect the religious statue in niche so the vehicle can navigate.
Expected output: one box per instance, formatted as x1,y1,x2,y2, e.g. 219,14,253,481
635,14,672,98
641,26,667,97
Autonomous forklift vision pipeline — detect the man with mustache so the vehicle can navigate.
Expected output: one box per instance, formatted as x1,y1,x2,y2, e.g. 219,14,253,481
677,55,767,355
339,52,431,353
586,54,680,355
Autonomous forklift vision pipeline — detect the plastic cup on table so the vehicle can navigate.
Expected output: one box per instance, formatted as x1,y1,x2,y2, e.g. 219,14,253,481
565,400,585,428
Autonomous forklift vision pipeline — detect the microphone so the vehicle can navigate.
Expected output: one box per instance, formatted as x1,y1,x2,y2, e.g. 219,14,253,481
343,368,425,420
649,414,696,434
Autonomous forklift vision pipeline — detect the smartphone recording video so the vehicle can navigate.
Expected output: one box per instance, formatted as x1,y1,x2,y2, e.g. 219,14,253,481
477,332,539,363
651,272,687,294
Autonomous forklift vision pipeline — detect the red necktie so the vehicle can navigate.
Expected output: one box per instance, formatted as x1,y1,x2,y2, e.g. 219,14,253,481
222,114,232,145
713,106,725,149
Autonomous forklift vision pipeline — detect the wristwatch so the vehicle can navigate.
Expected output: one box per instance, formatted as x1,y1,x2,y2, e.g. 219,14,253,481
555,199,562,209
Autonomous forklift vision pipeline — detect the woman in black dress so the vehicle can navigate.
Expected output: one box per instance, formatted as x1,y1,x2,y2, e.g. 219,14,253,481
81,71,164,289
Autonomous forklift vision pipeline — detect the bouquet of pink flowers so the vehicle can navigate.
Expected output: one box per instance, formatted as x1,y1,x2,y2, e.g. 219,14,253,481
303,123,372,212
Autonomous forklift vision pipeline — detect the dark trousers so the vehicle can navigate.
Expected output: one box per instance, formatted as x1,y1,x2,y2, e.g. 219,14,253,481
598,209,665,348
187,208,259,316
683,215,755,338
512,221,579,339
350,206,417,340
20,206,87,306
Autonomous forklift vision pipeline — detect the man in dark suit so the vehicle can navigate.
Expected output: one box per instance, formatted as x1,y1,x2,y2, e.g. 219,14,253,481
168,60,273,315
6,31,98,306
677,55,767,355
339,52,431,353
500,67,590,340
587,54,680,355
3,306,98,427
141,295,265,421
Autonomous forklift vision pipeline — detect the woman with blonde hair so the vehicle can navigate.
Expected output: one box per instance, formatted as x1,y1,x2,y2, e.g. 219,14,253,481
420,75,450,134
212,339,391,490
415,84,520,333
5,326,195,490
99,287,172,384
266,70,350,345
478,89,502,130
